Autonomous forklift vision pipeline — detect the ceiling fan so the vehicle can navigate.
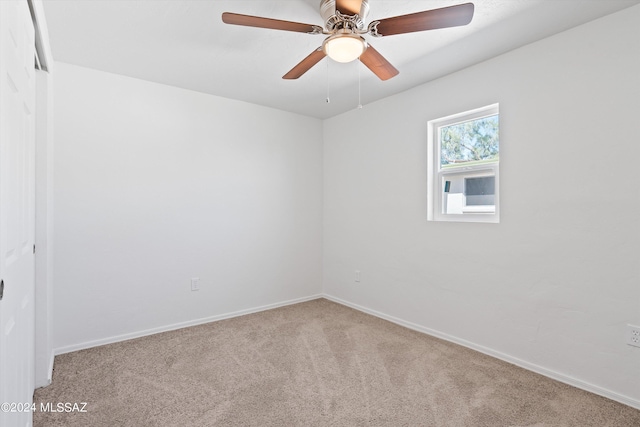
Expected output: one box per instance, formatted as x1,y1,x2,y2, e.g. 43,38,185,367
222,0,474,81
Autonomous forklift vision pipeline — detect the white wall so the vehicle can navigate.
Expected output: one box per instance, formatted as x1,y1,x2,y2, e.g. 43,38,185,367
53,63,323,352
323,5,640,407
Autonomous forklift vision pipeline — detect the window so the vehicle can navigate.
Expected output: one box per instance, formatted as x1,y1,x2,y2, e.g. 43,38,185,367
428,104,499,223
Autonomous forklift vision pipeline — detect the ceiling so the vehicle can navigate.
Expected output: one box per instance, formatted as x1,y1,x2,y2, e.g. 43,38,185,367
42,0,640,119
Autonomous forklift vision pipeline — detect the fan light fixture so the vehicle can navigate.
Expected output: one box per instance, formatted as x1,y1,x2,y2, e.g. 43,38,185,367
322,33,367,63
222,1,475,80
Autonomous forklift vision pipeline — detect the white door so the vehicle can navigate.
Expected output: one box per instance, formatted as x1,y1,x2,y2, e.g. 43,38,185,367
0,1,36,426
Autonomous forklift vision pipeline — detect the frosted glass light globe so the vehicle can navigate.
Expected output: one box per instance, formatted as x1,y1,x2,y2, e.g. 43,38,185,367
323,34,367,63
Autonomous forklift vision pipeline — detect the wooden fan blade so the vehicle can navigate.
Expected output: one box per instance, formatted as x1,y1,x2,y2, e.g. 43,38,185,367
336,0,364,16
359,45,399,81
222,12,320,34
283,48,326,79
373,3,474,37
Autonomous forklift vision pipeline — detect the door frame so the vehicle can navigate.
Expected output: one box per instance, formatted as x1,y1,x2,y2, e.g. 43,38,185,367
29,0,55,389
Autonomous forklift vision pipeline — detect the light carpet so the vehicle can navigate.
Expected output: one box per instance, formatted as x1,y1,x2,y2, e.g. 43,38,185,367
34,299,640,426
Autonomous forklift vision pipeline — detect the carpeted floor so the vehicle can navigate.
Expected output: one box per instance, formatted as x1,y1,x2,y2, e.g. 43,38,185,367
34,299,640,426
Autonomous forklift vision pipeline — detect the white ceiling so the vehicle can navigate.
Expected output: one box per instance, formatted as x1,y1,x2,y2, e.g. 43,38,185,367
42,0,640,119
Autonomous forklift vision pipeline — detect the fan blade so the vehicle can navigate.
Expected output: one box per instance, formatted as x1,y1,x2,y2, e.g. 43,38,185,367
336,0,363,16
283,48,326,79
222,12,320,34
373,3,474,37
359,45,399,81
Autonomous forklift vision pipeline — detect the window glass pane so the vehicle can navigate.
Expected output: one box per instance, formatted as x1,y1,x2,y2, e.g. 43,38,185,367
465,176,495,206
440,115,499,168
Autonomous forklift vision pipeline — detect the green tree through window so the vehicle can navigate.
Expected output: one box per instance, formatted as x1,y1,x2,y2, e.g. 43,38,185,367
440,115,499,167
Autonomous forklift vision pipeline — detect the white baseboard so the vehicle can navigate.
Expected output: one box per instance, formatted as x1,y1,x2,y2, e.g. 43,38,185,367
54,294,323,356
323,294,640,411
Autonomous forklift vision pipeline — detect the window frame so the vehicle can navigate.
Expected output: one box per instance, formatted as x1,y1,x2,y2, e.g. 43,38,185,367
427,104,500,223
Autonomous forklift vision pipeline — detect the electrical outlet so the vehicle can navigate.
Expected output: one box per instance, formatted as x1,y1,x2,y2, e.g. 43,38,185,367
627,324,640,348
355,270,360,283
191,277,200,292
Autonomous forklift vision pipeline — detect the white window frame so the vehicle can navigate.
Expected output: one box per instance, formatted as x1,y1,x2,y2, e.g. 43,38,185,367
427,104,499,223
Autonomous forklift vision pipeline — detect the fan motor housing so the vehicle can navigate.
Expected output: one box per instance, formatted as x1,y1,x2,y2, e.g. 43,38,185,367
320,0,370,31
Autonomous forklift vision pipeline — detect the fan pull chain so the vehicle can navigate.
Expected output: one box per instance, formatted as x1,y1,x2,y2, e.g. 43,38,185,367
326,59,330,104
357,59,363,109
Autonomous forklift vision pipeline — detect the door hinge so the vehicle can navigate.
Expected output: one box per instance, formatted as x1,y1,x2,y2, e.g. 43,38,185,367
33,244,36,254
